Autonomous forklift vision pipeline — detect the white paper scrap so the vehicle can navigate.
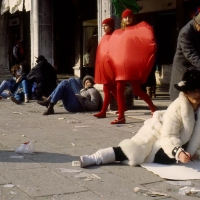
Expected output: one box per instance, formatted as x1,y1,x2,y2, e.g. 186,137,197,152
57,168,82,173
166,181,192,186
72,161,81,167
75,125,89,128
9,156,24,159
4,184,15,188
91,174,101,180
74,172,92,179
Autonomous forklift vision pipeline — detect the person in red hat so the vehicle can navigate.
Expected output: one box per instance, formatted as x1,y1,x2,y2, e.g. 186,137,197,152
93,18,118,118
107,9,157,124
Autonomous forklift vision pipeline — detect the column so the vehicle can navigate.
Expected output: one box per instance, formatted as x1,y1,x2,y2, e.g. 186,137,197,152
30,0,39,68
0,13,8,74
97,0,112,39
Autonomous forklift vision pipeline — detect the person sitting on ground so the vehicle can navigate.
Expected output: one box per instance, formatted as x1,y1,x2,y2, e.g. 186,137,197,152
37,76,103,115
0,64,30,104
27,55,57,100
80,69,200,167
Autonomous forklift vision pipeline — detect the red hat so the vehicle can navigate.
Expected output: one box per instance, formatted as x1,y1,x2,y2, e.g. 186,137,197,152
102,18,115,28
122,9,134,18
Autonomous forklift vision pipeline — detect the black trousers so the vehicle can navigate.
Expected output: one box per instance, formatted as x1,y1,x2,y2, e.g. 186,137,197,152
113,147,128,161
113,147,177,164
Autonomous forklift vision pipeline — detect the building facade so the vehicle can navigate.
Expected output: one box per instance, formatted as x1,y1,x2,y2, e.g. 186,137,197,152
0,0,199,80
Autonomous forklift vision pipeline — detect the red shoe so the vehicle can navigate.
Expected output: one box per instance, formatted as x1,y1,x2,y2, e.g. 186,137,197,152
110,118,126,124
93,112,106,118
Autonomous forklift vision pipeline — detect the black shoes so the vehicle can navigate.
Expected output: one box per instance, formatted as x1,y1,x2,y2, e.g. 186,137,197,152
11,96,20,104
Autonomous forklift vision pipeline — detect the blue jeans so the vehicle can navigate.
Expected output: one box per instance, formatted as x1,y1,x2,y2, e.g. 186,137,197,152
50,79,84,112
14,80,30,102
68,78,83,94
0,80,11,98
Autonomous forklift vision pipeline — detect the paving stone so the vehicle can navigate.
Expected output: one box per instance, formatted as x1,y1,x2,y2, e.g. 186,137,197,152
3,168,88,197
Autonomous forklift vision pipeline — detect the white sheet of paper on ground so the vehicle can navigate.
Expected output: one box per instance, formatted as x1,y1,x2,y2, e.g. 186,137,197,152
141,161,200,180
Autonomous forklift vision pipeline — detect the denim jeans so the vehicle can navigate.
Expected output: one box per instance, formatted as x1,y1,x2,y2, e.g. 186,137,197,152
0,80,11,98
50,80,83,112
14,80,31,102
68,78,83,94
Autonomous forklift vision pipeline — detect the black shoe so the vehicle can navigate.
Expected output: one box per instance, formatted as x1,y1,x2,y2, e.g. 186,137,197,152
37,99,50,108
11,96,20,104
43,108,54,115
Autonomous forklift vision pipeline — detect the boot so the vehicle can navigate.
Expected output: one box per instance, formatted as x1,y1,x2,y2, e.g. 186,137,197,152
24,94,29,103
37,96,52,108
80,147,115,168
43,103,54,115
11,96,20,104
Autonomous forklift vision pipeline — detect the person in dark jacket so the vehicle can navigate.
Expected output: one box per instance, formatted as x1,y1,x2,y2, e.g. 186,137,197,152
27,55,57,100
169,12,200,101
37,76,103,115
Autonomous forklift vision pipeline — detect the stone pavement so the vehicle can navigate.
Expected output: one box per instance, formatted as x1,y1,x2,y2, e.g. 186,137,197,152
0,92,200,200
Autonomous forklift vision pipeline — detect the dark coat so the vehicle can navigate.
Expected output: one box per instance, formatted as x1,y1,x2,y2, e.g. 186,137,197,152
169,20,200,100
27,60,57,97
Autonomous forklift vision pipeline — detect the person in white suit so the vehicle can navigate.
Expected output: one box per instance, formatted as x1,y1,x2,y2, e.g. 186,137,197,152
80,69,200,167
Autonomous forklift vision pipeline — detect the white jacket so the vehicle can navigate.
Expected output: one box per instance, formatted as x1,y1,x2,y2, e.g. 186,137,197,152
119,92,200,166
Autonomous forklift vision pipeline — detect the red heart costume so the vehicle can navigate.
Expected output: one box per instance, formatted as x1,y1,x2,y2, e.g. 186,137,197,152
107,21,157,83
94,34,115,84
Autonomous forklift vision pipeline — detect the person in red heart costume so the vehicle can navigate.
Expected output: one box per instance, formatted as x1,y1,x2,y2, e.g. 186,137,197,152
107,9,157,124
93,18,118,118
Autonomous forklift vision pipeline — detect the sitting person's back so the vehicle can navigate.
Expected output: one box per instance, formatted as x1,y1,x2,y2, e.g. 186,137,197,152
27,55,57,100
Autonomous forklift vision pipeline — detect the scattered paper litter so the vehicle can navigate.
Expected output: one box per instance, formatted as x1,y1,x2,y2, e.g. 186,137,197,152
75,125,89,128
84,177,93,181
58,118,65,120
9,155,24,159
179,187,200,195
10,191,17,195
12,111,21,114
72,161,81,167
4,184,15,188
166,181,192,186
91,174,101,180
133,187,170,197
74,172,92,179
57,168,82,173
71,143,75,146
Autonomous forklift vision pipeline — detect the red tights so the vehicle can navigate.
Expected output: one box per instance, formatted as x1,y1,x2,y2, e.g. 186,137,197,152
117,81,157,120
93,83,117,118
